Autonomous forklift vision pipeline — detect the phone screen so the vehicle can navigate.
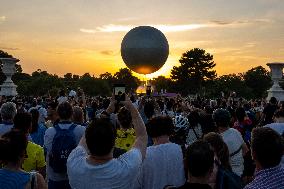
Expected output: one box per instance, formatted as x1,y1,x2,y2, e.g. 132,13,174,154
114,87,125,95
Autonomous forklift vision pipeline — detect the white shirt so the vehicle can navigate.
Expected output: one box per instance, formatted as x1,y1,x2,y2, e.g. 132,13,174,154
135,143,185,189
44,123,86,181
221,128,245,177
67,146,142,189
69,90,77,97
57,96,68,104
162,110,175,118
265,123,284,135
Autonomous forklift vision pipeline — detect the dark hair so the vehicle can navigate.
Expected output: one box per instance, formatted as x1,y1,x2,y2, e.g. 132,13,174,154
59,89,65,97
235,107,246,122
251,127,283,169
30,109,39,133
57,102,73,120
213,109,231,128
86,118,117,156
274,108,284,118
102,98,110,110
186,140,214,177
146,116,174,138
203,132,232,171
0,130,28,164
188,111,200,127
166,101,173,110
117,107,132,129
270,97,277,105
144,101,155,119
13,112,32,133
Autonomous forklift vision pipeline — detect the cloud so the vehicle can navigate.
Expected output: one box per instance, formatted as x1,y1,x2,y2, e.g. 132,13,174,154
117,17,140,22
0,16,6,23
100,50,114,55
0,46,20,51
80,19,273,34
79,28,97,34
80,24,206,34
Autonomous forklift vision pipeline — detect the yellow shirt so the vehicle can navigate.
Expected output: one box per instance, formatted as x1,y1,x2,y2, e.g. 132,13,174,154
115,128,136,151
22,141,46,172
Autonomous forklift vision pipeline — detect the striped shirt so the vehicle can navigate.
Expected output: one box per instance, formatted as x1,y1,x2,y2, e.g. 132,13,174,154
244,165,284,189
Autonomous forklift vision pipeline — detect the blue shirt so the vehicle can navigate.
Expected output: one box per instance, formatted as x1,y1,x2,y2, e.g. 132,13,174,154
0,169,30,189
244,165,284,189
31,123,47,147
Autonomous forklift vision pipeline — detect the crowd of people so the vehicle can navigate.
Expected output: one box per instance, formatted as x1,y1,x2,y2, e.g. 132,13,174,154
0,88,283,189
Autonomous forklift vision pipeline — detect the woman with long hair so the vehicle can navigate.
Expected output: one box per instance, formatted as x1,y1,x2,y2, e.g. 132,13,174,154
0,130,47,189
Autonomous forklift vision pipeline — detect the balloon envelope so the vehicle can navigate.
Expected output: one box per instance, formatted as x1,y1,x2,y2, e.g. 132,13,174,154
121,26,169,74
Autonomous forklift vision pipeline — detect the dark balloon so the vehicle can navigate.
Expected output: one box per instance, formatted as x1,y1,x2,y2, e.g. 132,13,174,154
121,26,169,74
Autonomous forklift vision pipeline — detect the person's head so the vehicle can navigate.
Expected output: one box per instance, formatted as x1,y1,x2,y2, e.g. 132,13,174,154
235,107,246,122
72,106,84,124
144,100,155,119
13,112,32,134
251,127,284,169
188,111,200,127
166,101,173,111
30,109,39,133
186,140,214,179
0,130,28,165
270,97,277,105
57,101,73,120
273,108,284,122
203,132,231,171
0,102,17,121
213,108,231,128
117,107,132,129
102,98,110,110
59,89,65,97
146,116,174,138
85,118,117,156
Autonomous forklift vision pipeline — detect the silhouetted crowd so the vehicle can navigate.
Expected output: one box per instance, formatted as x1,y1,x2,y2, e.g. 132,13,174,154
0,89,283,189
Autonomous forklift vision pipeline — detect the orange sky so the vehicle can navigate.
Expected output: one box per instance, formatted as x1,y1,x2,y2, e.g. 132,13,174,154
0,0,283,79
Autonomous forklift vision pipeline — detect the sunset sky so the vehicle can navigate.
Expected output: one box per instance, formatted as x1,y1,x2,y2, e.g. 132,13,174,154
0,0,283,79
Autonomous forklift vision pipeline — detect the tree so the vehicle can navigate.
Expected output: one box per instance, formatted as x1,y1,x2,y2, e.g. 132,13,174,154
171,48,216,95
214,74,253,98
77,73,111,96
243,66,272,98
151,76,172,93
114,68,140,92
0,50,13,58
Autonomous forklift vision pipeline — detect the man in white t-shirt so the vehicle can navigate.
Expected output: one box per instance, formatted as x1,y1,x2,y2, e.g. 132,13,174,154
135,116,185,189
213,108,249,177
67,95,148,189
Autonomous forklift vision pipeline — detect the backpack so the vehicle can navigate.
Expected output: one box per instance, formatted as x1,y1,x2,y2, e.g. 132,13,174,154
49,123,77,173
216,166,244,189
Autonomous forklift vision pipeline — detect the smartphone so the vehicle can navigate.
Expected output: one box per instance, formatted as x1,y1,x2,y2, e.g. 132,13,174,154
113,84,126,101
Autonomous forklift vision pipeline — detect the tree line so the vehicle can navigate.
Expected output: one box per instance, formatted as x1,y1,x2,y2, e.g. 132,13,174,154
0,49,273,99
